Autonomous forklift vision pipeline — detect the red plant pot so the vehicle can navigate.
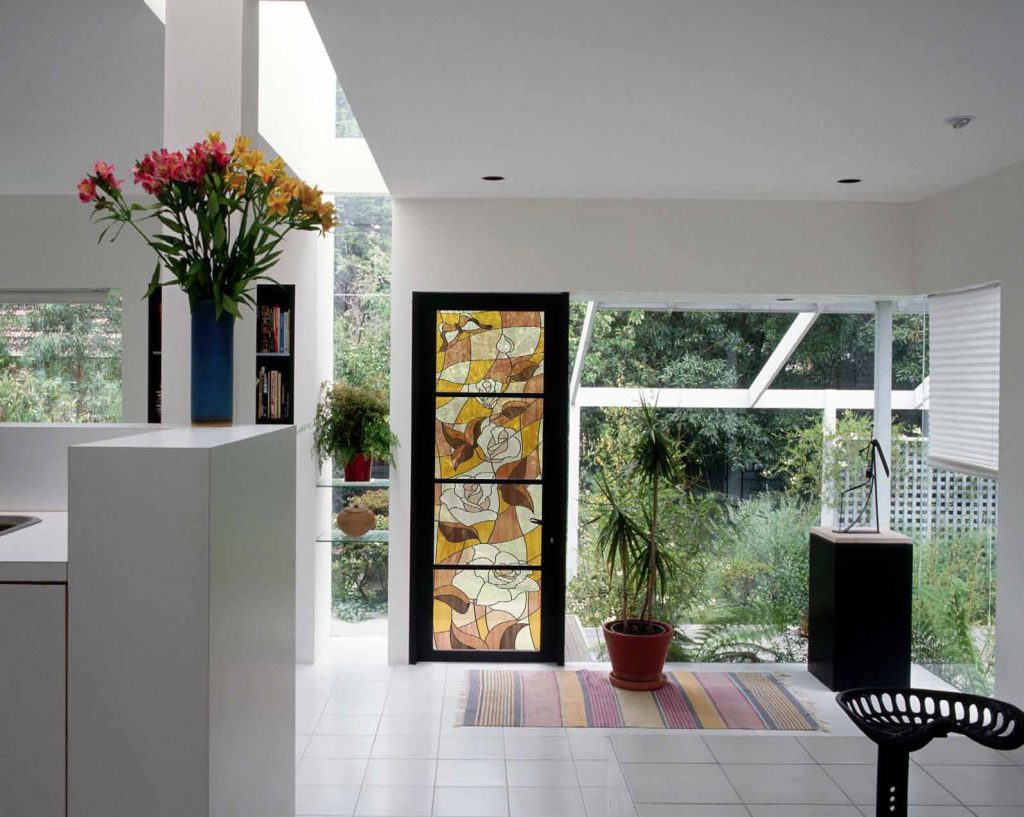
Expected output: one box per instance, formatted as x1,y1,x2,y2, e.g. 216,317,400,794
344,453,372,482
603,619,674,690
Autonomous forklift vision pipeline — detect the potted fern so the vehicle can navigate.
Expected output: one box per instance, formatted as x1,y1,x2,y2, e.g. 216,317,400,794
312,382,397,481
592,400,681,689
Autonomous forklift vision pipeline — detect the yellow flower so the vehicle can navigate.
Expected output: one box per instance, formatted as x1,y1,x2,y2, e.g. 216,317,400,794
267,156,286,178
255,162,277,183
236,148,264,172
224,170,246,193
207,130,222,144
266,187,292,217
275,176,302,197
232,135,252,157
299,183,323,213
317,201,338,233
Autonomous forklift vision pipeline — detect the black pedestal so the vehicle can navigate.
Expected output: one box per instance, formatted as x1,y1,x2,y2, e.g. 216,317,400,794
808,527,912,691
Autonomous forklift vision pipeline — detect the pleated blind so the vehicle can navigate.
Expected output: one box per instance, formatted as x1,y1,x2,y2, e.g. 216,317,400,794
928,284,1000,479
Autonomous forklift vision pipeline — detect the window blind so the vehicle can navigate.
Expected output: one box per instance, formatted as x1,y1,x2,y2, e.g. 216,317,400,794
928,284,1000,479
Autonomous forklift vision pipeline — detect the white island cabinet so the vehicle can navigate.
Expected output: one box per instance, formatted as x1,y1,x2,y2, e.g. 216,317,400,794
0,511,69,817
68,426,296,817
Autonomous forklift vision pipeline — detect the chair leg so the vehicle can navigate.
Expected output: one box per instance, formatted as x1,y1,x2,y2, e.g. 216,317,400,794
875,745,909,817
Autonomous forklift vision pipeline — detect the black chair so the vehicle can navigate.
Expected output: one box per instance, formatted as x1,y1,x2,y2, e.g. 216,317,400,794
836,687,1024,816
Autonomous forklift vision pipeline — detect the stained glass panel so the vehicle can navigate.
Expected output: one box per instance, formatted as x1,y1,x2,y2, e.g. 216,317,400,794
434,396,543,479
435,310,545,395
432,568,541,651
434,482,543,566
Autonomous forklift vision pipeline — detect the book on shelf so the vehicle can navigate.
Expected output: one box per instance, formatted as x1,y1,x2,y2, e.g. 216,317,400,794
257,304,291,354
256,366,291,421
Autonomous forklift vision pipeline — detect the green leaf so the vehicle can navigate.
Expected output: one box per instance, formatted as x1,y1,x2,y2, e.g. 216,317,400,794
208,189,220,218
212,217,226,249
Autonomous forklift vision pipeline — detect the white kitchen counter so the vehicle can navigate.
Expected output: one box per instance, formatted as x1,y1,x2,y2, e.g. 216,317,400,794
0,511,67,582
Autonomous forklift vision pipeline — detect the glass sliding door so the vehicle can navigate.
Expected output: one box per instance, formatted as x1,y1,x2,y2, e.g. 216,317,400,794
411,293,568,663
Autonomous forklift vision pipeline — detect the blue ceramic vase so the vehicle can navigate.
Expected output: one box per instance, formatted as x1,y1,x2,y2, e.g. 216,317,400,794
191,300,235,425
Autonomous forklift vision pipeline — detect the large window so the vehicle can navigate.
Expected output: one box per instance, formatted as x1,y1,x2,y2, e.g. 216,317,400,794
331,196,392,626
0,291,122,423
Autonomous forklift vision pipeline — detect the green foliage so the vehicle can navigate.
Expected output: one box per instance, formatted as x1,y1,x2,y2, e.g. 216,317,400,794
334,197,391,388
332,538,388,621
672,624,805,663
335,84,363,139
700,494,818,629
313,382,397,467
0,294,122,422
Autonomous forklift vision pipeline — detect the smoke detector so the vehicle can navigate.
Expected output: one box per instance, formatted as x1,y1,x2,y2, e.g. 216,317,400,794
944,115,976,130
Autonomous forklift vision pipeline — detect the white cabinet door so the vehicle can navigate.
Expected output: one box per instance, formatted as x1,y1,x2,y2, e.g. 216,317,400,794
0,583,66,817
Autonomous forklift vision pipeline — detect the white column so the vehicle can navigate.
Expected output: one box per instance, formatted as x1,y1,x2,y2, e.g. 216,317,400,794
874,301,894,531
566,404,581,580
161,0,258,425
820,390,837,528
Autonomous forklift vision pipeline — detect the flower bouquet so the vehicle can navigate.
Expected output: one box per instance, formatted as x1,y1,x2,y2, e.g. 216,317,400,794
79,133,337,424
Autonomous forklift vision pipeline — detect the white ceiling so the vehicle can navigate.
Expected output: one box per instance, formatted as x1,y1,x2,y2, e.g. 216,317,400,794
307,0,1024,201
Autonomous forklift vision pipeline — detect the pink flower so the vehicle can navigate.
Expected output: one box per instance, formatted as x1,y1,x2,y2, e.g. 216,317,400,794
91,161,123,192
77,177,97,203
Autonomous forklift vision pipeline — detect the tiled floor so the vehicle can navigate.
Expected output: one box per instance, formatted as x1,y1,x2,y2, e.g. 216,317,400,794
296,623,1024,816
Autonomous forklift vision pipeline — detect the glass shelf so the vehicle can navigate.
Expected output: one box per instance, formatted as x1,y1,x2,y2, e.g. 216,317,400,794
316,529,389,544
317,478,390,489
256,351,291,357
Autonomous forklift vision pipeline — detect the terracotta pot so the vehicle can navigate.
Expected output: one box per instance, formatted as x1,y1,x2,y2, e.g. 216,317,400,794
336,505,376,538
344,453,372,482
603,619,674,690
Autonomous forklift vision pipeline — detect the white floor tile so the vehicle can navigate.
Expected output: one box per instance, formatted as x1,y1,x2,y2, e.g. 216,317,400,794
295,783,361,816
355,785,434,816
296,757,368,786
507,759,579,787
635,807,750,817
723,763,849,805
438,735,505,759
371,735,441,759
315,715,382,736
582,785,638,817
612,734,716,763
297,734,311,764
436,758,507,787
798,736,877,765
918,764,1024,806
623,762,741,804
748,807,860,816
377,713,443,736
822,763,958,806
913,734,1013,765
569,733,615,760
306,736,376,759
575,759,624,788
705,735,813,764
508,786,587,817
433,786,510,817
855,808,974,816
362,757,437,787
505,736,572,759
324,696,388,716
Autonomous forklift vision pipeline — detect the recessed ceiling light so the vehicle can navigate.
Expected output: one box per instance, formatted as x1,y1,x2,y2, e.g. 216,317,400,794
837,178,862,184
481,175,505,182
944,115,976,130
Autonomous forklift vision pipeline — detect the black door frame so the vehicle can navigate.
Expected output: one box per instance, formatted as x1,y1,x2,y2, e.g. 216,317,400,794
410,292,569,664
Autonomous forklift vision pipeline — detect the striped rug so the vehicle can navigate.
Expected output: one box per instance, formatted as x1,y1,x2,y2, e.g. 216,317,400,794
459,669,822,730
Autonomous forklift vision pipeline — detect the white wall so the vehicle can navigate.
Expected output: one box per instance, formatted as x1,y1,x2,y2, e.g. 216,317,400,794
0,195,155,422
914,160,1024,703
387,196,918,663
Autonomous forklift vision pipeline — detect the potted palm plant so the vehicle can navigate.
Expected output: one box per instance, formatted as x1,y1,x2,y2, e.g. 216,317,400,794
592,400,681,689
312,382,397,481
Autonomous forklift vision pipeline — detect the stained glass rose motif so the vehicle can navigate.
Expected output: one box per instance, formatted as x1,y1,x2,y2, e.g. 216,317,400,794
476,419,522,467
452,543,539,619
477,377,504,407
440,477,498,527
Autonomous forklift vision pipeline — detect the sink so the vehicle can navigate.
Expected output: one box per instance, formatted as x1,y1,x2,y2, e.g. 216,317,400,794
0,515,42,536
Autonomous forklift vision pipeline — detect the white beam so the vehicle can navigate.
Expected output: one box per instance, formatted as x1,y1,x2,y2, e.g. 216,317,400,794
576,386,920,411
566,405,581,580
874,301,894,532
913,376,930,410
749,311,819,406
570,301,597,406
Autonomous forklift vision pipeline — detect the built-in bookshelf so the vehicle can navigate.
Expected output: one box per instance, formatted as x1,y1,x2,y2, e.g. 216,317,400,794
255,284,295,424
147,289,162,423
